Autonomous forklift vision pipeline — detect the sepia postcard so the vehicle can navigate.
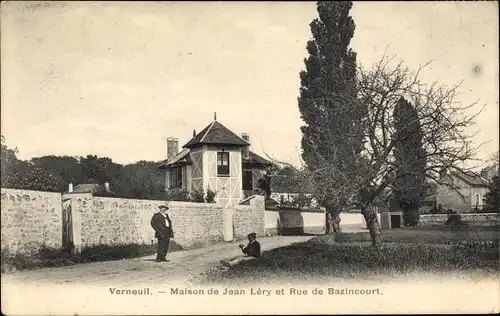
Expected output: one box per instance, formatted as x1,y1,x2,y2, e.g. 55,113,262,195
1,1,499,315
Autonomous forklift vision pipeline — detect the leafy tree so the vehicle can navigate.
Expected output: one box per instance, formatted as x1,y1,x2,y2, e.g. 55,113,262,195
116,161,164,200
31,155,84,191
0,136,61,191
79,155,122,184
1,135,19,188
16,166,61,192
270,164,307,193
297,1,366,233
484,174,499,212
392,97,426,227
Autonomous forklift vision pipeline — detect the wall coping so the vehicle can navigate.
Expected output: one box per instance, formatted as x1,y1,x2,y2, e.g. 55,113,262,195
421,213,499,217
1,188,62,196
265,207,325,213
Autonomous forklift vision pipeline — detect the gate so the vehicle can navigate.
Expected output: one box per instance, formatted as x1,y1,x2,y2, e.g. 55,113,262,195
62,198,73,252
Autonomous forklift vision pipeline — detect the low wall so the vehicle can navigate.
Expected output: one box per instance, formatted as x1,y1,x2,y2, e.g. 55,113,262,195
234,205,265,239
233,196,266,239
265,208,325,235
339,212,381,230
1,188,266,256
70,195,226,249
1,188,63,254
420,213,499,227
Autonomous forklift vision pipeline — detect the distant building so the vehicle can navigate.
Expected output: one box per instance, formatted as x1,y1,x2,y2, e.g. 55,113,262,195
270,175,318,208
480,165,498,182
68,182,113,195
157,115,273,208
435,170,490,212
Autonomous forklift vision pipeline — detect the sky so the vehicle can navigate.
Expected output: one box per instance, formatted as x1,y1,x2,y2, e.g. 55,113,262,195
1,1,498,168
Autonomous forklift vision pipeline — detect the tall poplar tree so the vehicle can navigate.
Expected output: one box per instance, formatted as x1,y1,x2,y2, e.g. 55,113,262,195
392,97,426,227
298,1,366,233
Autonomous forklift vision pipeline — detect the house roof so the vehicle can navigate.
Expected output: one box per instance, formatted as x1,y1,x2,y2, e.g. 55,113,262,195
243,151,273,167
183,120,249,148
157,148,192,169
72,183,103,193
449,170,488,187
157,149,271,169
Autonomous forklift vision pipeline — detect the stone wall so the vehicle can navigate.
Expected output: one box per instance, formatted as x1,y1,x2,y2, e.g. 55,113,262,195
70,195,225,249
2,188,263,255
265,208,326,235
168,201,225,247
233,205,265,239
420,213,499,227
1,188,62,253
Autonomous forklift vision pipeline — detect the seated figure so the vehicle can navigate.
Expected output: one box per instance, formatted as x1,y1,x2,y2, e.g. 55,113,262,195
220,232,261,268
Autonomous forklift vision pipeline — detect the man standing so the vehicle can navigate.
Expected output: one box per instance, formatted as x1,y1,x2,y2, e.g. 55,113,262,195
256,171,271,199
150,205,174,262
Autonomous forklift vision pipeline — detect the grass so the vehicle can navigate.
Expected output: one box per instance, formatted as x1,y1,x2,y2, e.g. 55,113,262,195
334,225,500,245
194,226,500,285
1,241,184,273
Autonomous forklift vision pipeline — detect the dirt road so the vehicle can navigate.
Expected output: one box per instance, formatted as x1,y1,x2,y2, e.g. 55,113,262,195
1,235,314,287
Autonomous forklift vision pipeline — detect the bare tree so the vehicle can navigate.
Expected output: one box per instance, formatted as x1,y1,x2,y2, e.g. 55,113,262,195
344,54,484,247
274,50,483,247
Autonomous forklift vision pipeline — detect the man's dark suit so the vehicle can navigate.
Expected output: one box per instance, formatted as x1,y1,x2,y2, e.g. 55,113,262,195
150,212,174,261
242,240,261,258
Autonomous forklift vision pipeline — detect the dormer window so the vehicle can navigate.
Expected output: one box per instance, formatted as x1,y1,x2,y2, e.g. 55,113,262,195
217,152,230,176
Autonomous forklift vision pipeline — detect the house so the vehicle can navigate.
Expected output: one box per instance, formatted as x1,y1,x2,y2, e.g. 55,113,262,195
69,182,113,195
270,174,318,208
157,114,273,208
435,170,490,212
480,164,498,182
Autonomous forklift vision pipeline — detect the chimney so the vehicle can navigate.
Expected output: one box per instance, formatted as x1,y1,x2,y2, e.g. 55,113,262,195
68,183,73,193
104,182,110,192
242,133,250,159
166,137,179,160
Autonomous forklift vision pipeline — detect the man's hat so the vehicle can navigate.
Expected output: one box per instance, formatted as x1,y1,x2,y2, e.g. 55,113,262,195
158,205,169,210
247,232,257,238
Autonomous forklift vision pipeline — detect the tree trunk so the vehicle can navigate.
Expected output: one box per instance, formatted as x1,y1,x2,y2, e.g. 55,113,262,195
325,211,334,235
333,212,341,232
402,209,409,227
361,206,382,249
406,205,420,227
325,207,341,234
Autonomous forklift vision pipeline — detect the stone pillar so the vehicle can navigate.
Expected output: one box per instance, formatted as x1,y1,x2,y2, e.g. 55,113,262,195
223,208,234,242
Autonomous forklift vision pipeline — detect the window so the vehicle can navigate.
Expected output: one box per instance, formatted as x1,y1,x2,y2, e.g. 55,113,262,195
170,166,182,188
217,152,230,176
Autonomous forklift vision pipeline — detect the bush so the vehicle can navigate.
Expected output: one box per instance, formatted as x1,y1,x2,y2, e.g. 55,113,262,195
205,187,217,203
471,206,497,214
426,203,447,214
165,189,191,202
165,188,218,203
445,209,466,226
190,190,205,203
